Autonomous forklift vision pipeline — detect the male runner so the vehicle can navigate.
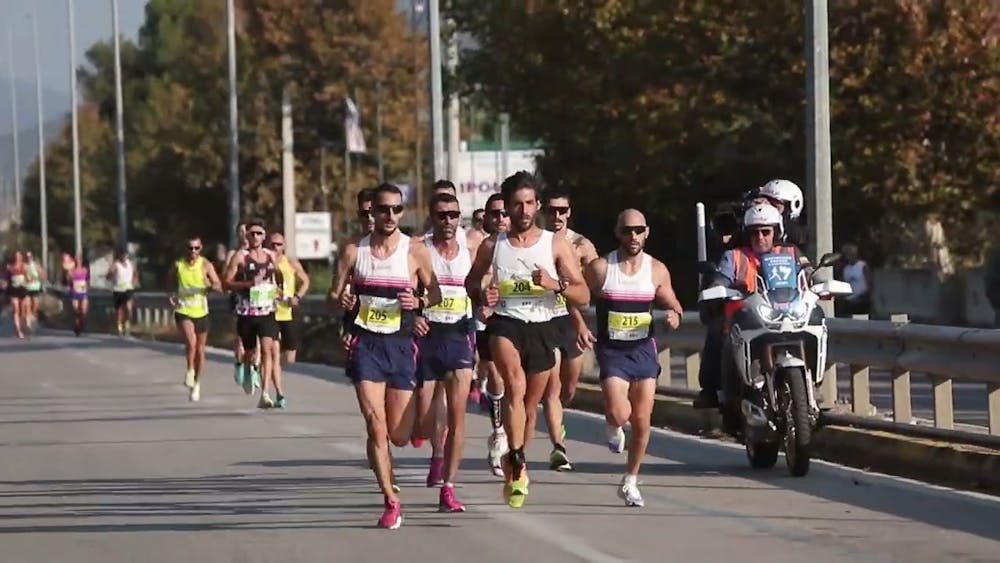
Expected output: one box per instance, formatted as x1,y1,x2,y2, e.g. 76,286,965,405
223,219,283,408
330,188,375,350
539,188,599,471
331,183,441,529
465,171,589,508
107,247,138,336
415,192,474,511
478,192,510,476
269,232,310,408
225,222,259,393
580,209,682,507
168,236,222,401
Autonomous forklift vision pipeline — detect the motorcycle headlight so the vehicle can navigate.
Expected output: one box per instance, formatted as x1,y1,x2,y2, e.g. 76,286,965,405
756,303,783,323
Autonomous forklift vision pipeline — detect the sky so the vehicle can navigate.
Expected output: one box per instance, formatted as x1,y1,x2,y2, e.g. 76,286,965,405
1,0,146,97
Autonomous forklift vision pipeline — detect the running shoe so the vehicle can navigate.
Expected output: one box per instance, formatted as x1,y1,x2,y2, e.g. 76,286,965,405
618,475,644,507
377,497,403,529
438,485,466,513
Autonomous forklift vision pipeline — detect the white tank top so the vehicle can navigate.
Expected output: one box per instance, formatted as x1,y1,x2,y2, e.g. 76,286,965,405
491,229,558,323
550,228,586,318
112,260,135,292
842,260,868,297
423,237,472,325
353,234,414,334
599,251,657,342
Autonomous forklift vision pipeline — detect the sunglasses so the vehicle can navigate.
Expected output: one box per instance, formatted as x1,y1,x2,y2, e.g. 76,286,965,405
750,228,774,238
545,205,570,215
435,210,461,221
619,225,647,235
248,230,266,237
357,208,373,219
188,245,202,251
270,242,284,247
486,209,507,218
374,204,404,216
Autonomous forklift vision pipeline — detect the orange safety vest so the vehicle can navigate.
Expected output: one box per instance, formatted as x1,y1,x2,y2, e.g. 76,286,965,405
730,245,798,294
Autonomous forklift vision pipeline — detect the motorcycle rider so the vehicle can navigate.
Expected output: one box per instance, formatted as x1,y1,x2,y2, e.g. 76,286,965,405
756,179,807,250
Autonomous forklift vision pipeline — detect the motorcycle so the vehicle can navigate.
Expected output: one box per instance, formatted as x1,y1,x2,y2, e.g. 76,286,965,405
698,251,852,477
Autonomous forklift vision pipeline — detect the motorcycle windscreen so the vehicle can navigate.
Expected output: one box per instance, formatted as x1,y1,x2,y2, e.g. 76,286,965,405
759,252,800,304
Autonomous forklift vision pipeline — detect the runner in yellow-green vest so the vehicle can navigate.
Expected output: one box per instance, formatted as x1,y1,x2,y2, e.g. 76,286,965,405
167,236,222,402
267,232,310,409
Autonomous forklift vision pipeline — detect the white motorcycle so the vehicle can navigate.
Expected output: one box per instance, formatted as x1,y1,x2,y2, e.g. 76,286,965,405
699,252,852,476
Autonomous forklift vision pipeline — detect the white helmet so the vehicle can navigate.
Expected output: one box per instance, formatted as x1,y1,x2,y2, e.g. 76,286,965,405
743,203,783,235
760,179,804,219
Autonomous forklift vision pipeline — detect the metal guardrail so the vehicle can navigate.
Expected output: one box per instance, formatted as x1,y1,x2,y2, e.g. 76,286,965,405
43,290,1000,448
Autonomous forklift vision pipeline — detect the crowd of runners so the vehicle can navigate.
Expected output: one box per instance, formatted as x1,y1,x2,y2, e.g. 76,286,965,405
5,170,817,532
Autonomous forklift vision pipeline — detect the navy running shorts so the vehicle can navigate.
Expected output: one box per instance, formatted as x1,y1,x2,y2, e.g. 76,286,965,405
347,330,418,391
596,338,661,382
418,326,475,384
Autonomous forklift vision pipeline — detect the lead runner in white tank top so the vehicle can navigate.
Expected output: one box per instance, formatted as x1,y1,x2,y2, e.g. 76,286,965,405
491,230,558,324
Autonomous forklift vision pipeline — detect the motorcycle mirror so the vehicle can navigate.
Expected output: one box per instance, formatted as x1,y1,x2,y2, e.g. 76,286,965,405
817,252,842,268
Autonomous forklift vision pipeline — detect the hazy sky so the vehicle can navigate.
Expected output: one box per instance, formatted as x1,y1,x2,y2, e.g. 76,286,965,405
1,0,146,96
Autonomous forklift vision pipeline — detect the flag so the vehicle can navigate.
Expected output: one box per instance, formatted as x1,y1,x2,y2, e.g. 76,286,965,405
344,96,367,154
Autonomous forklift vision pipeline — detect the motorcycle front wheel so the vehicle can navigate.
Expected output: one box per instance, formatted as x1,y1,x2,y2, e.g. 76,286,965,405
782,368,812,477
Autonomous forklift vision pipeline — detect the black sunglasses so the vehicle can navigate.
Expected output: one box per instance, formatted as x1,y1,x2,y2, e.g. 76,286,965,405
435,210,461,221
188,245,202,251
619,225,647,235
486,209,507,218
750,228,774,237
374,204,404,215
545,205,570,215
357,208,373,218
248,230,266,237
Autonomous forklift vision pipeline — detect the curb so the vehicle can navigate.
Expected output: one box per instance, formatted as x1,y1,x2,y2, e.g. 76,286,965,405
569,382,1000,495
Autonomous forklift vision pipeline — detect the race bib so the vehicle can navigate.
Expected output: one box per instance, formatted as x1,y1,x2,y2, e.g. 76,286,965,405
498,277,545,311
10,274,25,287
356,295,403,333
607,311,652,341
425,285,469,324
178,288,207,310
249,283,277,308
72,280,88,293
114,280,133,292
553,292,568,315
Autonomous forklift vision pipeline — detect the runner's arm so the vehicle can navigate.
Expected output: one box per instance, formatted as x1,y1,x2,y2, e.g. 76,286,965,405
552,235,589,307
464,236,495,305
652,259,683,315
329,242,358,313
204,260,223,292
578,238,600,266
222,252,251,291
412,243,442,309
292,258,310,298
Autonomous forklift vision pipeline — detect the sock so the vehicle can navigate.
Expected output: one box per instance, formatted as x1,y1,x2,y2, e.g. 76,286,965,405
486,390,504,430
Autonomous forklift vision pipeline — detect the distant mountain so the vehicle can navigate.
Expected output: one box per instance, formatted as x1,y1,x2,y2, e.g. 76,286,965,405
0,75,70,135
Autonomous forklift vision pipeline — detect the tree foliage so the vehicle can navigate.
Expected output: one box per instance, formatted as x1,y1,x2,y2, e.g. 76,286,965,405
21,0,425,281
452,0,1000,296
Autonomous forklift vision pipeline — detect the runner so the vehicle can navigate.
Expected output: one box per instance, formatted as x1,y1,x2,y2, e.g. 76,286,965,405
477,192,510,476
331,183,441,529
414,191,475,511
106,247,138,337
331,187,375,351
23,251,44,329
465,171,589,508
223,219,283,408
539,188,600,471
65,255,90,337
268,231,310,409
581,208,682,507
225,222,259,392
167,236,222,401
4,251,29,339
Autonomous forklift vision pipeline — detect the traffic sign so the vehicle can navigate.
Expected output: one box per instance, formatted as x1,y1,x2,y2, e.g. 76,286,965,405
294,212,332,259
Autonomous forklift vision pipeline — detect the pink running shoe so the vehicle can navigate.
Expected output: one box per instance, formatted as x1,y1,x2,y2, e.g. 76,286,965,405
468,386,482,407
426,457,445,487
378,497,403,529
438,485,466,513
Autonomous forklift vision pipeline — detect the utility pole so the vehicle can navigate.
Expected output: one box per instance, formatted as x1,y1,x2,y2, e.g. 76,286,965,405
31,2,48,273
446,22,460,183
412,0,425,213
111,0,127,250
67,0,83,259
428,0,444,181
226,0,240,250
281,87,295,257
499,112,510,179
6,25,21,226
805,0,834,275
376,80,384,182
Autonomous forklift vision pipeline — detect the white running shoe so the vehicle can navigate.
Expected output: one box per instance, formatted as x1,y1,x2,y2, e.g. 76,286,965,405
618,475,644,507
607,424,625,454
189,382,200,402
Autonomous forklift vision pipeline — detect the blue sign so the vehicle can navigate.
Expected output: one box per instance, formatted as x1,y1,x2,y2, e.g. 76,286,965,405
760,253,798,291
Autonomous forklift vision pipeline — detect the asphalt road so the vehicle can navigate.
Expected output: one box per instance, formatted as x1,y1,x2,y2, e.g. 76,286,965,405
0,330,998,562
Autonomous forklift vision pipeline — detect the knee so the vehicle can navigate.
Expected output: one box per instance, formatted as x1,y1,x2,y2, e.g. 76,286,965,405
505,375,526,400
606,405,630,427
363,410,388,441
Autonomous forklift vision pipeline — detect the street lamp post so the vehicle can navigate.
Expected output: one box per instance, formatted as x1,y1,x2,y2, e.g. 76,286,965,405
111,0,128,250
67,0,83,259
31,2,48,273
